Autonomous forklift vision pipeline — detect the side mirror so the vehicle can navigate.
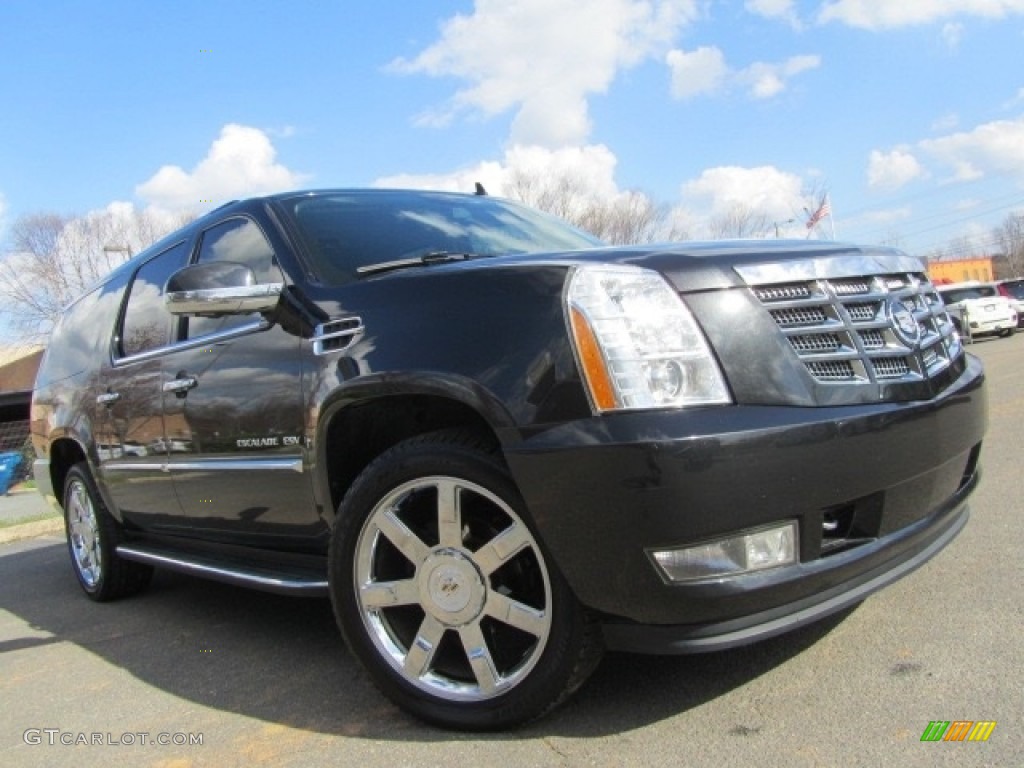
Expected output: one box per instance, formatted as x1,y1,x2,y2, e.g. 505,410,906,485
164,262,282,316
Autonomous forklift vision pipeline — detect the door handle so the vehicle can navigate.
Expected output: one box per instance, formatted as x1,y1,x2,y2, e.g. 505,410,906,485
96,392,121,405
162,376,198,396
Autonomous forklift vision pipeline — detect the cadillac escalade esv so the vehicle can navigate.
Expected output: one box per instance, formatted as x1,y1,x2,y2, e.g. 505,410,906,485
31,189,987,729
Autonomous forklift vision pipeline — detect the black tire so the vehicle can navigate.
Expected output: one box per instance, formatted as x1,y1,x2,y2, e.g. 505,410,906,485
63,462,153,601
1001,327,1015,337
329,430,603,730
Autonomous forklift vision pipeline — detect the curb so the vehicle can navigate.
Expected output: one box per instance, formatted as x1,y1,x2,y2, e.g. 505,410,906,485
0,517,63,545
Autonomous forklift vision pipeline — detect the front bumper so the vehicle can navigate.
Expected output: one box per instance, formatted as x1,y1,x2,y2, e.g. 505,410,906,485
504,354,986,652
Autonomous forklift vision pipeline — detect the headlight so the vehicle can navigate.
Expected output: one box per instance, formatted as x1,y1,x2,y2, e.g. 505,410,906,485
565,264,731,411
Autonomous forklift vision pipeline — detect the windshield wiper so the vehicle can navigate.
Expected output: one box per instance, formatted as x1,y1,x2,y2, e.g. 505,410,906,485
356,251,486,276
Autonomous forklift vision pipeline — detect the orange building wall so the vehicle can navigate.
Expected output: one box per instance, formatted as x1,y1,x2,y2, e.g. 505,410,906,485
927,257,994,285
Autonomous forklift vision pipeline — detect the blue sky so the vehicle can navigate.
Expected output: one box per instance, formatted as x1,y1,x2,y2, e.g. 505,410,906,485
3,0,1024,262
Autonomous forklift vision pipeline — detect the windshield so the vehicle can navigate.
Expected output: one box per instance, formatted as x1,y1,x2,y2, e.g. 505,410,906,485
939,286,997,303
278,190,602,285
1001,280,1024,299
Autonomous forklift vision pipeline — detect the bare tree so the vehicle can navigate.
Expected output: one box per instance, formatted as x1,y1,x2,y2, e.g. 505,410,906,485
0,207,194,341
503,169,686,245
576,192,668,244
994,212,1024,278
706,203,771,239
504,169,589,222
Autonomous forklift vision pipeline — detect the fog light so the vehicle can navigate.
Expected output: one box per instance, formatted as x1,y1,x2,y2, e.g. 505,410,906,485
651,522,798,582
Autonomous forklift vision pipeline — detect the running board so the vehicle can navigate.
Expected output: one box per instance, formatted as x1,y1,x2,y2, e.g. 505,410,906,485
116,544,329,596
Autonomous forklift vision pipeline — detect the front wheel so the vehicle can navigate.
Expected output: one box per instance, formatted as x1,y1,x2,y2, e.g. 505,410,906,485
329,431,602,730
63,463,152,601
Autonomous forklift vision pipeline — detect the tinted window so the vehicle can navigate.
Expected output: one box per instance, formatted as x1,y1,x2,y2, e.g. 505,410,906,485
280,191,601,285
186,217,281,340
1000,280,1024,299
940,286,997,303
119,242,189,357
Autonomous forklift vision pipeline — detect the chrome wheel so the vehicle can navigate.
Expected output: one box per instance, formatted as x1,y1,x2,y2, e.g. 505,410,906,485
354,475,552,702
62,462,153,601
66,477,102,588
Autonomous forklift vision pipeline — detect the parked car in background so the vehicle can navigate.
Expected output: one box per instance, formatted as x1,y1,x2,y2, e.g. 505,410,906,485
32,189,987,729
995,278,1024,327
937,282,1017,339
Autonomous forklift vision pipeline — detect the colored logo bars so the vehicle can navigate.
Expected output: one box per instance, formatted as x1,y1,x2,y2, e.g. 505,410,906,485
920,721,997,742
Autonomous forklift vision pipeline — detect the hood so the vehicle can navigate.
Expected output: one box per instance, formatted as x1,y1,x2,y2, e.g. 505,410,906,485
487,240,922,293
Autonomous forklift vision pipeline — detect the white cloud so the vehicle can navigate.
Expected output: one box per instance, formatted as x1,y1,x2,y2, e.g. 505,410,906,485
1004,88,1024,109
376,144,621,204
862,206,913,224
745,0,802,28
867,148,926,190
392,0,700,146
741,55,821,99
819,0,1024,29
379,153,818,240
0,191,6,236
375,161,509,197
666,47,729,99
265,124,298,139
918,116,1024,182
681,165,806,221
954,198,981,211
135,124,307,210
941,22,964,49
667,48,820,100
931,113,959,132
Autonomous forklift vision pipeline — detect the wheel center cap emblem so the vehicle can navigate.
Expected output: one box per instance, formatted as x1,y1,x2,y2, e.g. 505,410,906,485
430,567,472,612
887,298,921,347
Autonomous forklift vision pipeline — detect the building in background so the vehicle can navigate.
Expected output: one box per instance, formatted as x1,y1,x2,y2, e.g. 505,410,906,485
0,347,44,485
927,257,994,285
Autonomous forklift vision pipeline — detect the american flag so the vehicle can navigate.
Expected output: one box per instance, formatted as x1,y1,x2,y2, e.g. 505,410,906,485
806,195,831,229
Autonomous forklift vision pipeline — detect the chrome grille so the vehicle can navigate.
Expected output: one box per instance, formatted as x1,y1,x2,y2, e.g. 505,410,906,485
754,284,812,301
832,280,871,295
771,307,828,327
791,333,841,353
874,358,911,378
807,360,857,380
846,303,877,322
749,270,962,387
858,329,885,350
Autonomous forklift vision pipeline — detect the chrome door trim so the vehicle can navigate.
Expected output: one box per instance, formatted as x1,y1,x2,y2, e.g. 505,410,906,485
104,456,304,474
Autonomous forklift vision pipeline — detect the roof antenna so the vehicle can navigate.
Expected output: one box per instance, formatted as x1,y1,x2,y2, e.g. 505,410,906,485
474,182,487,196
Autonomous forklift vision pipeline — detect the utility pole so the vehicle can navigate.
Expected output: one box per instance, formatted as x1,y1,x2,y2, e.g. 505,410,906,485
774,219,795,238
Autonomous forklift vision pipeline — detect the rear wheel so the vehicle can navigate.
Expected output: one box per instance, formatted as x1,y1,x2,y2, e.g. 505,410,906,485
63,463,152,601
329,430,602,730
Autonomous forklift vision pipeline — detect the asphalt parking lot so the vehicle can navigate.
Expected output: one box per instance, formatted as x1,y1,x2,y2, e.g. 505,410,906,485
1,335,1021,768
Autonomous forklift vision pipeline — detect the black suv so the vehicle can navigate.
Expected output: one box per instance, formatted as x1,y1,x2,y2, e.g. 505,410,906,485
31,189,987,729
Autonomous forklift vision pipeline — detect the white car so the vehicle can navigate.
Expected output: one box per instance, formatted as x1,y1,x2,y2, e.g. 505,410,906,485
937,282,1017,339
995,278,1024,327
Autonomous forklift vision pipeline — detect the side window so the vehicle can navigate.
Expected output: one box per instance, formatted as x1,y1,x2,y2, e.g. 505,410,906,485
186,218,282,340
119,242,189,358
